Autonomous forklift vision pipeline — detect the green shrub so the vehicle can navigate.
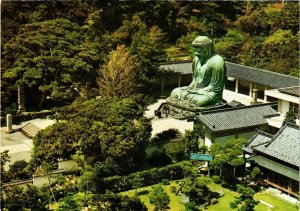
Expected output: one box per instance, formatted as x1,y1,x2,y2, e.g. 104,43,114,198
211,175,222,184
170,186,177,193
162,179,169,185
5,103,18,115
250,167,260,180
210,198,218,205
151,129,180,143
101,161,193,193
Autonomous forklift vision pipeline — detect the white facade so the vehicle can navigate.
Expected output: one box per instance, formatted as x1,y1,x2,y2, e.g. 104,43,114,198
265,89,299,128
58,159,79,172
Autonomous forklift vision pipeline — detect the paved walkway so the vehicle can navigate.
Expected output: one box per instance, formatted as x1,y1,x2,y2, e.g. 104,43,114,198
1,118,55,170
145,99,193,137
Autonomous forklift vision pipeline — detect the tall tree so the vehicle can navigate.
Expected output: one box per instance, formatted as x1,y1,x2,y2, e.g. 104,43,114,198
230,184,259,210
210,139,247,178
3,18,93,108
98,45,139,98
130,24,167,93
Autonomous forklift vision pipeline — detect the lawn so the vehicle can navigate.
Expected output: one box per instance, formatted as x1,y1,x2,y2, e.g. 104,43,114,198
206,183,298,211
254,192,298,211
206,183,239,211
120,180,298,211
120,181,185,211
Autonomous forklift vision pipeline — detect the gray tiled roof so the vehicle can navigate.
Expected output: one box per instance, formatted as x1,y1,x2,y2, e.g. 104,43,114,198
242,130,272,154
278,86,300,97
159,61,192,75
159,61,299,88
226,62,299,88
196,103,278,133
253,123,300,167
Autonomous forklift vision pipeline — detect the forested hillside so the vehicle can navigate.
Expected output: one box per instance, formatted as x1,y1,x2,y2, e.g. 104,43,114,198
1,1,299,112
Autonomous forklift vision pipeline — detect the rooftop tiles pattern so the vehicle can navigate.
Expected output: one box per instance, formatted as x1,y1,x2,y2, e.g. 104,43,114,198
243,131,272,154
196,103,278,132
278,86,300,97
159,61,192,75
254,123,300,167
225,62,299,88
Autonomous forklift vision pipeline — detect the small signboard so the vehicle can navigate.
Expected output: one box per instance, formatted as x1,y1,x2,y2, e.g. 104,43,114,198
190,153,213,161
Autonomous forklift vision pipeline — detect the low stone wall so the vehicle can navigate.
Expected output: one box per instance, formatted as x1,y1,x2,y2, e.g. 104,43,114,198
2,158,85,188
33,169,66,187
2,179,33,188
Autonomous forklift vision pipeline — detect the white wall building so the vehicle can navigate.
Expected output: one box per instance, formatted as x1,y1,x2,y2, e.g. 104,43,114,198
265,86,299,129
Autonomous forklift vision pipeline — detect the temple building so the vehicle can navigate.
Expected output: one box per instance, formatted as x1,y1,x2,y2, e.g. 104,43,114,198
159,61,299,105
243,123,299,197
194,103,278,147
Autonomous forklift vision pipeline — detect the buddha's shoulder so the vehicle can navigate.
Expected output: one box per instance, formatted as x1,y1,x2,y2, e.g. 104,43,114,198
208,55,224,66
211,55,224,63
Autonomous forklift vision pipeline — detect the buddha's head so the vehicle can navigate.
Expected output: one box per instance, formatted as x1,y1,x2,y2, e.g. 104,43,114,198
192,36,214,63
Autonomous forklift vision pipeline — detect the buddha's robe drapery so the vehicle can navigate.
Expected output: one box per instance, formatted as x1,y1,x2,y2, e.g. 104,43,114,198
169,54,226,107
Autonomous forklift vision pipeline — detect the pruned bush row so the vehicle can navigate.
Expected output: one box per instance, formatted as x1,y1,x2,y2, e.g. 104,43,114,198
101,161,193,193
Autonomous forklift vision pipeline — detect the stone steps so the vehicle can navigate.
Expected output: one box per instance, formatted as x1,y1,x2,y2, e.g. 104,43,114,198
21,123,41,138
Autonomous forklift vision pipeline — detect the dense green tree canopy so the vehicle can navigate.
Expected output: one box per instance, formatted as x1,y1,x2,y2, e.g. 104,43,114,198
2,1,298,111
2,185,50,211
3,18,96,107
210,139,247,177
96,192,147,211
98,45,139,98
32,97,152,174
0,150,10,183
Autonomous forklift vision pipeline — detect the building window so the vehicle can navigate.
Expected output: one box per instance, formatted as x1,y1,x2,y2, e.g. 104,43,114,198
278,175,289,189
266,96,277,102
289,102,299,119
225,78,235,91
291,180,299,193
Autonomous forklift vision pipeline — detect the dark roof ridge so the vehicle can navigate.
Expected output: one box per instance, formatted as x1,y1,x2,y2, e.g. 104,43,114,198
160,60,192,65
278,86,300,90
245,129,272,147
198,102,277,115
265,122,299,148
33,169,65,177
2,179,33,187
285,122,300,129
197,113,215,128
225,61,299,80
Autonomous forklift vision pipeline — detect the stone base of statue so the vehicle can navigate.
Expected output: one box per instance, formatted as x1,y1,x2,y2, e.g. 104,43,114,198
166,98,227,119
154,98,227,120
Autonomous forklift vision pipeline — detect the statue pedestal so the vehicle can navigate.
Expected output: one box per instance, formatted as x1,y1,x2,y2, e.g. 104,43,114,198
162,98,227,120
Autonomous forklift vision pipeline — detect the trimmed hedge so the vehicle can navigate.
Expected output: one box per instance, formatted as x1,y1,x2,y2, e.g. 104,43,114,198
101,161,194,193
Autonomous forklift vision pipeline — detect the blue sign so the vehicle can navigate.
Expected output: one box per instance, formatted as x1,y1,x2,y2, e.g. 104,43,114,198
190,153,213,161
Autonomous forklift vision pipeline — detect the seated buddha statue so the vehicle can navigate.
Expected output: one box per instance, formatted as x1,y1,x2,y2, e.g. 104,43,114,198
168,36,226,108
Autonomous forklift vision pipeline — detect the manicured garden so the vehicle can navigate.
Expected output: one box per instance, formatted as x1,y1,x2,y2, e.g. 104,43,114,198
120,179,298,211
254,192,299,211
120,181,185,211
207,183,298,211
